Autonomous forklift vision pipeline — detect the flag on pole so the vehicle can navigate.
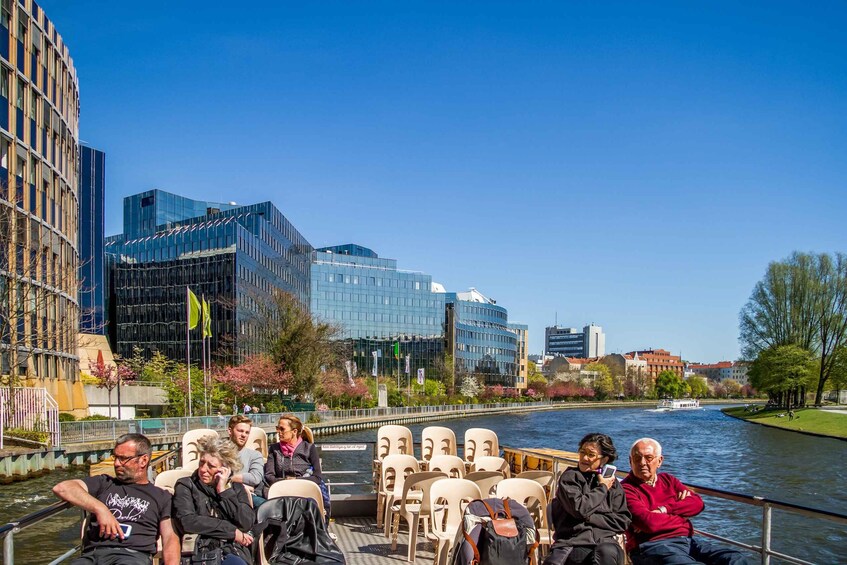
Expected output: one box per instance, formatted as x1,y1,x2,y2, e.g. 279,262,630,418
393,341,400,359
405,354,410,375
202,298,212,338
188,289,201,329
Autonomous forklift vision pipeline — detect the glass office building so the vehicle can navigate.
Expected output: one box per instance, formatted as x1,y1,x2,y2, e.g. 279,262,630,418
106,190,312,364
446,289,518,387
78,144,105,334
0,1,84,411
311,245,446,381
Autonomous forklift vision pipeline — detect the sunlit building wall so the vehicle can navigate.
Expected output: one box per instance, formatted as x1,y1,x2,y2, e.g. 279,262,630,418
0,1,84,411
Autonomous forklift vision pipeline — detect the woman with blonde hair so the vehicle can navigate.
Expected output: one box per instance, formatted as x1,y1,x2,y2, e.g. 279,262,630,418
174,436,256,565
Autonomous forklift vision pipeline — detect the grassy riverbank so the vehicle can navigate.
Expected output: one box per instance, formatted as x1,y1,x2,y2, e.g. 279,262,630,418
723,406,847,439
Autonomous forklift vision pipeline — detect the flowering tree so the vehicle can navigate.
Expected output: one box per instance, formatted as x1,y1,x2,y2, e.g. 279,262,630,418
459,375,483,398
216,354,292,398
89,354,136,418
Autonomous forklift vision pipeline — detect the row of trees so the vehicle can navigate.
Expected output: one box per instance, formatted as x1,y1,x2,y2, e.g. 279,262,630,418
740,252,847,407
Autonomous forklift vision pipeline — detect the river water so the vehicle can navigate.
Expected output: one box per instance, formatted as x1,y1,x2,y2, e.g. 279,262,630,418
2,405,844,564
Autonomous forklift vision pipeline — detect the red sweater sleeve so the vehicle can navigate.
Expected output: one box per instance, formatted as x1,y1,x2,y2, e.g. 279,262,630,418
664,474,704,518
622,480,690,536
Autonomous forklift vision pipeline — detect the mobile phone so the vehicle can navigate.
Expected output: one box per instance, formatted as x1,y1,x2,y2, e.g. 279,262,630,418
601,465,617,479
119,524,132,538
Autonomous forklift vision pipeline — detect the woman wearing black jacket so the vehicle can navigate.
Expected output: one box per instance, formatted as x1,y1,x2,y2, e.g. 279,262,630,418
545,433,631,565
173,436,256,565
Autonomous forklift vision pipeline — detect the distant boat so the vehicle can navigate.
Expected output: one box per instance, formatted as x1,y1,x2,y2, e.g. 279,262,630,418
656,398,701,411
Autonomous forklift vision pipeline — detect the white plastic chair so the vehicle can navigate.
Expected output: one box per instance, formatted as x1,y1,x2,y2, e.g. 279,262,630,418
517,470,555,500
428,478,482,565
247,426,269,459
463,428,499,463
388,471,448,561
154,469,193,494
420,426,457,466
495,478,553,553
428,455,466,479
181,428,217,471
378,454,420,532
464,470,505,498
267,478,326,518
472,455,511,477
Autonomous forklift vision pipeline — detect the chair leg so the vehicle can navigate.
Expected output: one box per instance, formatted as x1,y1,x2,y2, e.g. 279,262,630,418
407,513,419,562
376,493,384,528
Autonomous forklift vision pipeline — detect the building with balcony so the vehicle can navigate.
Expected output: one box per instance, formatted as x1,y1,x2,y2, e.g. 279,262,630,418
0,1,84,411
106,190,312,364
626,348,684,380
310,244,446,383
446,288,518,387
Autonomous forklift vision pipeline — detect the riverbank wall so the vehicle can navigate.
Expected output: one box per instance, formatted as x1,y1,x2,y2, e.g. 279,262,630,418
0,399,745,482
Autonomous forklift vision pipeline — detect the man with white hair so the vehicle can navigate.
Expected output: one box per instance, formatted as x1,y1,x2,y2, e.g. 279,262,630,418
621,438,751,565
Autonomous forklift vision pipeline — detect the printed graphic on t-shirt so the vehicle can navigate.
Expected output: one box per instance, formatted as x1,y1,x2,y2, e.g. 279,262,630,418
106,492,151,522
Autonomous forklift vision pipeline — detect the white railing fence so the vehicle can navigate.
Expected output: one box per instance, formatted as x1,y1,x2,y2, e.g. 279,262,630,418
0,387,61,449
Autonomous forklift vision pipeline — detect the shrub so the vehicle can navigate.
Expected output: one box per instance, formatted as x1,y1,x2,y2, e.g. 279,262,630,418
307,412,321,424
6,427,49,443
80,414,113,421
58,412,77,422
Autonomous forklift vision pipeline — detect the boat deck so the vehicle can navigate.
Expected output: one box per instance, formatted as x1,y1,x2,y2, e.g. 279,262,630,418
332,516,437,565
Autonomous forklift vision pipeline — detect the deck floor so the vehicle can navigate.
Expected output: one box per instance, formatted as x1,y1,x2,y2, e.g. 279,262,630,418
332,516,437,565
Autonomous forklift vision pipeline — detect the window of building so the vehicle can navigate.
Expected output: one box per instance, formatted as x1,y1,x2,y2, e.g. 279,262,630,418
16,77,24,109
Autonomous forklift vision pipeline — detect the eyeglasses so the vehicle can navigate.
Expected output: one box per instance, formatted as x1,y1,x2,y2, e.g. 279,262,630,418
112,452,142,465
276,427,295,434
578,449,602,459
632,454,659,463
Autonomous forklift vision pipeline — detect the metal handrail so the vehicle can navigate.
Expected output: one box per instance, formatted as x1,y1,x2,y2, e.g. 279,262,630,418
505,445,846,565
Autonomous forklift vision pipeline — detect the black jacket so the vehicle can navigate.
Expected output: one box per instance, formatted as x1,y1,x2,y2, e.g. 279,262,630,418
256,496,345,565
265,440,322,485
173,473,256,564
550,467,631,547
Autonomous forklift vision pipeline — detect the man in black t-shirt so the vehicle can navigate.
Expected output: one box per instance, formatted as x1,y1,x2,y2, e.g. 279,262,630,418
53,433,180,565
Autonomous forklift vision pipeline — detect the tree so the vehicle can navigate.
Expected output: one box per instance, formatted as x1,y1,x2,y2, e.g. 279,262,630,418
585,363,613,400
829,346,847,403
459,375,482,398
723,379,742,398
88,355,136,418
216,354,292,398
740,252,847,405
748,344,816,409
687,376,709,398
655,370,688,399
255,290,341,395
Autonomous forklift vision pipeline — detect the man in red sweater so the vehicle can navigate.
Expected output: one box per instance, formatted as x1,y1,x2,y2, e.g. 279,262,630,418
621,438,751,565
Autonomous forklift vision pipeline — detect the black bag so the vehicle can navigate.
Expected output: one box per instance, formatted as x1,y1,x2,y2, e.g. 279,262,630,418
457,498,539,565
183,547,223,565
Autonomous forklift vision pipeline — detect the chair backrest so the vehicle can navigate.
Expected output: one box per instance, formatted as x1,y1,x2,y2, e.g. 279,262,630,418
464,428,499,462
400,471,448,515
428,455,466,479
377,425,414,460
517,470,555,499
154,469,193,494
181,428,218,471
248,426,269,459
267,479,326,517
473,456,510,477
381,454,421,497
464,470,506,498
429,478,482,534
495,478,549,529
421,426,457,461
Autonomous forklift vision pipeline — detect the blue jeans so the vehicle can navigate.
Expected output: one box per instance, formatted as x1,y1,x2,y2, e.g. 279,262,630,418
630,537,752,565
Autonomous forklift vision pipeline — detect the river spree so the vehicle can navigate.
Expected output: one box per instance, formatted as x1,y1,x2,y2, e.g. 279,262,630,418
1,405,845,563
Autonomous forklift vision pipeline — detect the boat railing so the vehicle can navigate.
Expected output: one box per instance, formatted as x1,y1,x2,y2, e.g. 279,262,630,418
505,446,847,565
0,500,83,565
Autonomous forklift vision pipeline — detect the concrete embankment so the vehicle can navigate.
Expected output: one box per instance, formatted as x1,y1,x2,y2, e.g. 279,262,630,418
1,399,743,482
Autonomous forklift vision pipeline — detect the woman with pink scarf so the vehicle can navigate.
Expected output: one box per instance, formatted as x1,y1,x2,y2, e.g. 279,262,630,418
264,415,330,518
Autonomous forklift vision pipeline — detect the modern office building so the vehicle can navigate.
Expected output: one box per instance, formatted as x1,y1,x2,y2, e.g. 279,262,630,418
78,144,105,334
106,190,312,364
446,288,518,387
545,324,605,358
0,2,85,411
310,244,446,382
507,322,529,390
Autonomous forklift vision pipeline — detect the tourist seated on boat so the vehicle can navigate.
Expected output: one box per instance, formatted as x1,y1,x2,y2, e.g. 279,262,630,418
52,433,180,565
173,435,256,565
227,415,267,505
265,415,331,519
545,433,631,565
622,438,752,565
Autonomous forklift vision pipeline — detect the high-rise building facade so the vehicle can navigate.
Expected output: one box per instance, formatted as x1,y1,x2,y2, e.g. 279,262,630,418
0,2,84,411
106,190,312,364
78,144,105,334
446,288,518,387
507,322,529,390
545,324,605,358
310,244,446,381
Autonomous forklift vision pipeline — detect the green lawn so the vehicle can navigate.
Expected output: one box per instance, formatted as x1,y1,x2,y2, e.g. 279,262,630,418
723,406,847,439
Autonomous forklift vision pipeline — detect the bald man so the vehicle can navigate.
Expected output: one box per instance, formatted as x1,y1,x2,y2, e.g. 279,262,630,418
621,438,751,565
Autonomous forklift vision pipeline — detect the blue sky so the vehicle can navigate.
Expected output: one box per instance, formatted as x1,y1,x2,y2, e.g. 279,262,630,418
44,1,846,360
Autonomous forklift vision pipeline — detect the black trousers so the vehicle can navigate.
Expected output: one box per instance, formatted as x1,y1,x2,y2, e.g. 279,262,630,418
71,546,153,565
544,542,625,565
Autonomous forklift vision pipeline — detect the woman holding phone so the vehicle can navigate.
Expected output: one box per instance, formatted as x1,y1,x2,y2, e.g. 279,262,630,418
173,436,256,565
545,433,631,565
